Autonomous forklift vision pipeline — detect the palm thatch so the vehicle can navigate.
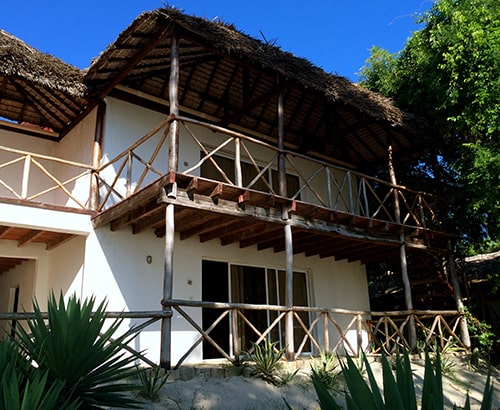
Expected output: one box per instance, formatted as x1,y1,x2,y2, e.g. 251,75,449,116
155,8,405,125
0,29,85,97
0,30,88,135
84,7,433,166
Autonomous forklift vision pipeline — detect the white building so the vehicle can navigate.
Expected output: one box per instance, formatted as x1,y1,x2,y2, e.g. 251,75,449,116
0,8,468,368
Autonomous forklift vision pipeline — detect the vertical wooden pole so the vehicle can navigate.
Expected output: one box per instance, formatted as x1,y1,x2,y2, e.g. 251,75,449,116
387,144,417,348
21,155,31,199
356,314,363,357
447,242,471,349
90,100,105,211
160,33,180,370
231,309,241,361
323,312,330,352
277,82,295,360
284,222,294,360
235,138,242,187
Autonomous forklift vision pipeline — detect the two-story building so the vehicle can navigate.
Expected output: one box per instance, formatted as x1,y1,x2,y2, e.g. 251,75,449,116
0,8,469,368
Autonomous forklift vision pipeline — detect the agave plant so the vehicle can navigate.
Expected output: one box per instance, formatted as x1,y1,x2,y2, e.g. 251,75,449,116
0,338,79,410
16,293,142,409
136,365,169,401
246,339,285,385
311,350,495,410
311,351,341,391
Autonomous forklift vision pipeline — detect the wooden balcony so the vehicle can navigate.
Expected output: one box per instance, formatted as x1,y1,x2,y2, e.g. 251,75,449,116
91,115,451,264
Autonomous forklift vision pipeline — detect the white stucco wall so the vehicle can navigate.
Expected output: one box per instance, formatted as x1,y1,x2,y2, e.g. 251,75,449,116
75,226,369,364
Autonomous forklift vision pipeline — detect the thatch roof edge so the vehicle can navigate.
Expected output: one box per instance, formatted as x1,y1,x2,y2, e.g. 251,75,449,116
84,7,408,128
0,29,86,97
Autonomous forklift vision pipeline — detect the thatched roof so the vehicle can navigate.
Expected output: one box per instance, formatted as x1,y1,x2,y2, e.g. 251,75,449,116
464,251,500,278
0,29,88,135
0,29,85,96
85,7,435,168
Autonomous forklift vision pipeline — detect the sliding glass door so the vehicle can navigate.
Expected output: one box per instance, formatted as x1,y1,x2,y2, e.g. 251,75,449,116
202,260,311,358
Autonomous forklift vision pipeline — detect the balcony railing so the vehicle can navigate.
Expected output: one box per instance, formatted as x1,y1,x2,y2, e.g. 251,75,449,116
0,145,93,210
0,115,443,232
94,115,442,231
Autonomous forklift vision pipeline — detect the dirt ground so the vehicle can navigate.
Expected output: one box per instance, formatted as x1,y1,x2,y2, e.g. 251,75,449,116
126,355,500,410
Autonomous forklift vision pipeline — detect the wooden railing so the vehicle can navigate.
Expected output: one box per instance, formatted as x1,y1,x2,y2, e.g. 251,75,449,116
0,145,93,210
164,300,468,369
1,303,467,369
94,115,442,230
0,310,171,368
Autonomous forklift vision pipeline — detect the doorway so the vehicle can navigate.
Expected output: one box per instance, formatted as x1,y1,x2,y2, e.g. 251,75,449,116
202,260,311,358
201,260,230,359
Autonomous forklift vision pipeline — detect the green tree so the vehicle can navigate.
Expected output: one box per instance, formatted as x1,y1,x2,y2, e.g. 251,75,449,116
359,0,500,254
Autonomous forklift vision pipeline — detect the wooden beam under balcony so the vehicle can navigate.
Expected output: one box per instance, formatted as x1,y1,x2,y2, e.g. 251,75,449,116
92,171,450,265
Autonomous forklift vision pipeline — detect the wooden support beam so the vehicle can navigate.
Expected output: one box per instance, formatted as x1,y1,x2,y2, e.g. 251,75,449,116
161,32,179,371
186,177,198,195
110,199,160,231
132,207,165,235
200,219,255,243
17,230,43,248
46,234,75,251
0,226,14,239
210,183,223,202
388,143,416,348
179,215,231,241
219,222,267,246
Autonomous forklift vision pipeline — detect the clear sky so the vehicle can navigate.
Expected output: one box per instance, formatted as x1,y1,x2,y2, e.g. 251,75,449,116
0,0,433,81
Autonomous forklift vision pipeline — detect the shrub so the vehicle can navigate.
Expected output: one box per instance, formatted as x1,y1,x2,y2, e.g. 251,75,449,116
245,339,298,386
136,365,169,401
311,351,340,391
16,293,142,409
0,338,79,410
311,351,495,410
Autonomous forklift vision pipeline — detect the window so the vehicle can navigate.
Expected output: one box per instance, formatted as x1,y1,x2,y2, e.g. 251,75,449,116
202,260,310,358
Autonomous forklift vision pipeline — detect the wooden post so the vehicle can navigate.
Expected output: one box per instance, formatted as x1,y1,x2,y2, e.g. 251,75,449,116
235,138,242,187
447,242,471,349
160,33,180,370
284,222,295,360
356,314,363,357
231,309,241,360
323,312,330,352
277,84,295,360
387,144,417,348
90,100,105,211
21,155,31,199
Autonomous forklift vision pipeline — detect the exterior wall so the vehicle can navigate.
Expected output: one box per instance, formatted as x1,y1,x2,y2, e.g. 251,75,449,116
0,129,58,203
0,258,36,335
77,226,370,364
52,108,96,207
0,99,370,365
100,98,169,206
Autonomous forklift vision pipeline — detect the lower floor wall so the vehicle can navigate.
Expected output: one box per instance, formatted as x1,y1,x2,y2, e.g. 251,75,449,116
0,223,371,364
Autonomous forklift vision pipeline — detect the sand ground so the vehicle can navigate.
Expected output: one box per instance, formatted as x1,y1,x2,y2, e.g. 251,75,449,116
132,356,500,410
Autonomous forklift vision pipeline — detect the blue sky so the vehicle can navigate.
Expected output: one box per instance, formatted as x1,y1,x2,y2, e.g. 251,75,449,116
0,1,433,81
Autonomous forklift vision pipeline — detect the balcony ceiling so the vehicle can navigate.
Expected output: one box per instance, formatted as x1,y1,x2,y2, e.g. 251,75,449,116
84,7,437,170
0,224,77,274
